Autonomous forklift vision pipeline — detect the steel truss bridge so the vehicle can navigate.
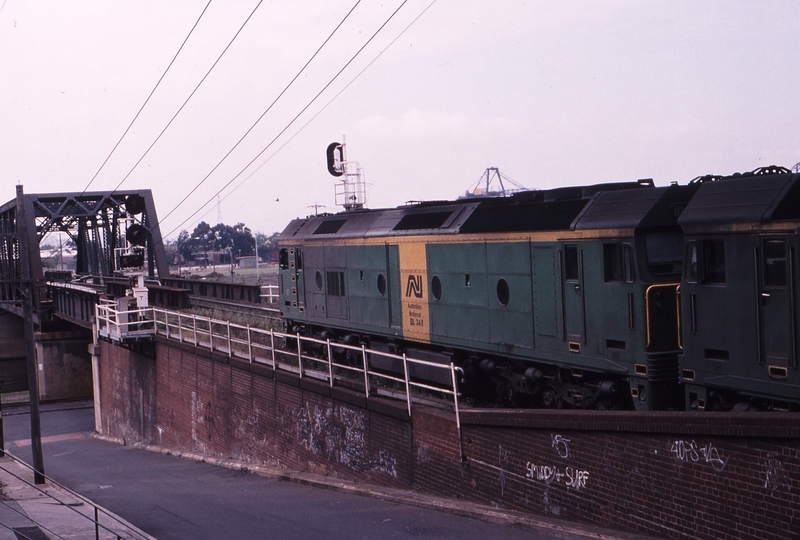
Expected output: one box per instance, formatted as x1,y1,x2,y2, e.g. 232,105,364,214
0,186,168,323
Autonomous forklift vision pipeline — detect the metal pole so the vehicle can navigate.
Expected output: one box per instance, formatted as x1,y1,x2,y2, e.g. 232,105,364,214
403,354,411,417
16,185,45,484
296,334,302,377
0,381,5,457
247,325,252,363
255,235,259,284
95,505,99,540
227,321,232,357
327,339,333,388
270,330,276,369
450,362,464,461
362,345,369,398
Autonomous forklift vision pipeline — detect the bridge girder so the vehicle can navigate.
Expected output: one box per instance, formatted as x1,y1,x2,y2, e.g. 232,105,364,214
0,187,168,306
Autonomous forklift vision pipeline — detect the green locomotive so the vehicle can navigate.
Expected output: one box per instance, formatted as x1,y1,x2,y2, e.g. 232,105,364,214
278,167,800,411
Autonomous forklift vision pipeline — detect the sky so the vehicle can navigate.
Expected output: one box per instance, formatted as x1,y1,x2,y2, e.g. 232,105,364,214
2,1,800,239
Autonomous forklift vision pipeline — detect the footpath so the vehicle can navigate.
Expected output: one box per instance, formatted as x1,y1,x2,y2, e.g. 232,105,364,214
0,454,154,540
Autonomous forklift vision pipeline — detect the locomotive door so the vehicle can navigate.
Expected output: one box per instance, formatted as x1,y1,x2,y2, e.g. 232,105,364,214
758,237,796,367
562,243,586,351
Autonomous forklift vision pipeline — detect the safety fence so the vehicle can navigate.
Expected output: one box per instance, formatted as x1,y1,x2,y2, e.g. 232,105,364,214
0,451,151,540
260,284,279,303
95,303,462,428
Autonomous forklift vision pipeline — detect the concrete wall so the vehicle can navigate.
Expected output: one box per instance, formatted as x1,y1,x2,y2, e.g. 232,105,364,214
0,312,28,392
0,312,93,398
96,336,799,540
35,331,93,401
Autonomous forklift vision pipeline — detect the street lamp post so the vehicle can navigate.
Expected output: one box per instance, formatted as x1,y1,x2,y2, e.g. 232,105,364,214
255,235,260,284
245,227,259,284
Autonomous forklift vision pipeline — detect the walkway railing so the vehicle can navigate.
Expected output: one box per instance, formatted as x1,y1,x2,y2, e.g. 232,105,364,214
0,451,151,540
96,299,155,341
259,284,279,303
95,303,462,427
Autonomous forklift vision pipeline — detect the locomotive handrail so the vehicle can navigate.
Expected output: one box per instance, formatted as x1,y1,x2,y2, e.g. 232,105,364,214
139,307,461,425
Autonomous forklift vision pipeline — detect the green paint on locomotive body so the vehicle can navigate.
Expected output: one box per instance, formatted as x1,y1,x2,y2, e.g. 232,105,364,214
278,171,800,410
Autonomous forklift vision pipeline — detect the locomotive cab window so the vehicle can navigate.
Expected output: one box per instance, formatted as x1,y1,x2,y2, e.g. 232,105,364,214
685,240,726,284
645,231,683,275
763,239,787,287
685,241,698,283
279,248,289,270
604,243,635,283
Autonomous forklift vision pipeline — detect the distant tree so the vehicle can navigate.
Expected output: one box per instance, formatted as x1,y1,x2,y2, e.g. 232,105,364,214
256,232,280,261
177,222,257,263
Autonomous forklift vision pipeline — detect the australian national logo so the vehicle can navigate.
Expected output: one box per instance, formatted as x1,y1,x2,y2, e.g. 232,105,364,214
405,274,423,298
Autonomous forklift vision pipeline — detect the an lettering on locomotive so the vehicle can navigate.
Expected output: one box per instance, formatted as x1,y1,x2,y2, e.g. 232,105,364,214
405,274,423,298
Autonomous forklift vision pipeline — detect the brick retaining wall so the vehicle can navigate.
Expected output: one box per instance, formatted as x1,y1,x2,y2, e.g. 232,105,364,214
97,337,799,539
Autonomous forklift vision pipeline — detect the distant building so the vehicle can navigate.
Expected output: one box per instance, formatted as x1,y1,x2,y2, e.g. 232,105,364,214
238,256,260,269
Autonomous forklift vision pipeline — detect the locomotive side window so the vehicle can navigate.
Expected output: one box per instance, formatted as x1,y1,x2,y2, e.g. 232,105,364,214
701,240,726,284
326,271,345,296
315,271,323,290
603,243,635,283
564,244,579,281
764,240,787,287
685,241,698,283
279,248,289,270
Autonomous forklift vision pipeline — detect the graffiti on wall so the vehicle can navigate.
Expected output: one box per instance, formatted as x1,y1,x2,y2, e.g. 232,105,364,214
763,452,790,495
526,463,590,490
525,434,589,491
288,402,397,478
670,440,728,472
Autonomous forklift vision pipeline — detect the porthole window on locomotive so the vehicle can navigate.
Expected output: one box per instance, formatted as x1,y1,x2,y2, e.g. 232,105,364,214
496,279,510,306
431,275,442,301
315,270,323,290
377,273,386,296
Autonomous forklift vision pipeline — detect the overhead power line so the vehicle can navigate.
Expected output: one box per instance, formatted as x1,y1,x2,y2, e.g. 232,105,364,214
110,0,265,194
162,0,412,241
158,0,363,225
81,0,214,195
214,0,439,215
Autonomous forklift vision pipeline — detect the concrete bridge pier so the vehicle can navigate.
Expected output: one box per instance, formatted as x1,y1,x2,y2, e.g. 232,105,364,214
0,312,93,401
34,328,93,402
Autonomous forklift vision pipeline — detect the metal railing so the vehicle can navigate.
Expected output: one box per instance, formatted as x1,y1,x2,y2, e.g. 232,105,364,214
0,451,151,540
95,299,155,342
259,284,279,303
94,303,462,427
